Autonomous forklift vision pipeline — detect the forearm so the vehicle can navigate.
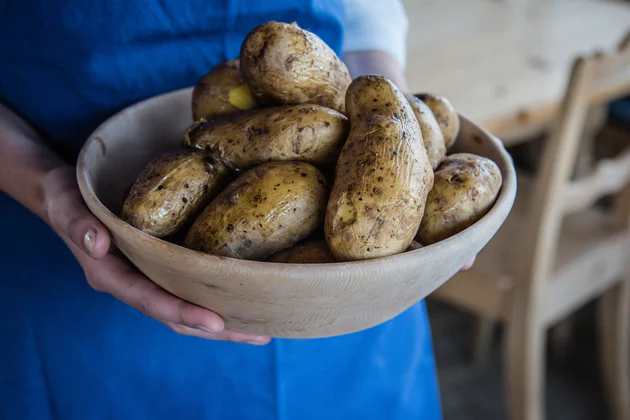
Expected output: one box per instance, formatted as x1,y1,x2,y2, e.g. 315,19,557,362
344,50,408,91
0,103,67,222
342,0,409,91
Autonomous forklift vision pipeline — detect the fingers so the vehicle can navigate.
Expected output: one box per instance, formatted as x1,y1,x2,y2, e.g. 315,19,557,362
461,255,476,271
67,230,271,344
162,321,271,345
94,253,271,343
44,166,110,258
83,252,225,333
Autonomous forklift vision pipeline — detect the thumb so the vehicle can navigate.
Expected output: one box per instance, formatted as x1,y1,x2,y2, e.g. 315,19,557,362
44,166,111,259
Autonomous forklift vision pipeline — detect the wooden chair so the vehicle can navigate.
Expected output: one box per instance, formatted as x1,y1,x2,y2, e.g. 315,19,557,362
431,33,630,420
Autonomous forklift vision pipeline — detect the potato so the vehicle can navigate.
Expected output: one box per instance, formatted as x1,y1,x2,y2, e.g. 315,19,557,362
325,75,434,261
192,59,258,122
266,239,335,263
185,161,328,260
183,104,348,170
240,21,351,113
416,153,502,245
405,94,447,169
122,150,231,238
416,93,460,149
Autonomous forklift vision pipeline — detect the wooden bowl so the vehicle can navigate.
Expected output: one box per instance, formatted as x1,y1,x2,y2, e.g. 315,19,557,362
77,88,517,338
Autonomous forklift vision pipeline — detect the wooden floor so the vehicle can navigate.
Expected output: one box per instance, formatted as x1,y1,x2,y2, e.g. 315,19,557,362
428,300,607,420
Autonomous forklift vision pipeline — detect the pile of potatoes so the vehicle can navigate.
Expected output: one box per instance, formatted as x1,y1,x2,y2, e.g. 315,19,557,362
121,21,503,264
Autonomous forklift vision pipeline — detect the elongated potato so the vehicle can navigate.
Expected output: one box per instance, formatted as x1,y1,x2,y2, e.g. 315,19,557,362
416,93,460,149
183,104,348,170
122,150,230,238
325,75,434,261
266,239,335,263
416,153,502,245
192,59,258,121
240,21,351,113
405,94,447,169
185,161,328,260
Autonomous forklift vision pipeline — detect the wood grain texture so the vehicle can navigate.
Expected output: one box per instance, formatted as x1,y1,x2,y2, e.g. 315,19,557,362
77,87,516,339
403,0,630,142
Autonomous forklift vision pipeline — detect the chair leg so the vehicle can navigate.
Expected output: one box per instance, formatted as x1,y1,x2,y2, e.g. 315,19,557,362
505,309,546,420
471,317,495,365
597,279,630,420
549,316,575,363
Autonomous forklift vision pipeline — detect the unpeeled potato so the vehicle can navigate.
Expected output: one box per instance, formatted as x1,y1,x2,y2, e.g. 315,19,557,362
122,149,231,238
325,75,434,261
405,94,447,169
183,104,348,170
192,59,258,121
266,239,335,263
185,161,328,261
416,93,460,149
240,21,351,113
416,153,502,245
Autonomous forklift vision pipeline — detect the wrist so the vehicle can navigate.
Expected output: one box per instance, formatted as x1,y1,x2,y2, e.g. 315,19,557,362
343,50,408,91
41,164,77,226
0,103,69,222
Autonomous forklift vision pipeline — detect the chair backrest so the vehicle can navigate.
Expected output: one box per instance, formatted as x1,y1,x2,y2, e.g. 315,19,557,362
519,31,630,290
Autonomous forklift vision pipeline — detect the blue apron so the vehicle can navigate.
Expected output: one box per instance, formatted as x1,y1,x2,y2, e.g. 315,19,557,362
0,1,441,418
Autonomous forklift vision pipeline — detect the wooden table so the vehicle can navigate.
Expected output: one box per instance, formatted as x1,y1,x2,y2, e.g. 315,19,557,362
404,0,630,144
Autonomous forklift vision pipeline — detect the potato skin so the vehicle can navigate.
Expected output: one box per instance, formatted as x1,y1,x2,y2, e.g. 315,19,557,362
240,21,351,113
122,150,230,238
416,93,460,149
184,161,328,261
416,153,502,245
266,239,335,263
325,75,434,261
183,104,348,170
192,59,257,121
405,94,447,170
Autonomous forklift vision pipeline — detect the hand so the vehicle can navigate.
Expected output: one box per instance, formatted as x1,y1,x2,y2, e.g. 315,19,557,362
43,166,271,345
344,51,408,91
461,256,476,271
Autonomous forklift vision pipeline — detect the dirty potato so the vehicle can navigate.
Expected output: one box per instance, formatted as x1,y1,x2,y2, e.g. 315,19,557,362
240,21,351,113
122,149,231,238
185,161,328,261
325,75,434,261
267,239,335,263
183,104,348,170
416,93,460,149
416,153,502,245
405,94,447,169
192,59,258,121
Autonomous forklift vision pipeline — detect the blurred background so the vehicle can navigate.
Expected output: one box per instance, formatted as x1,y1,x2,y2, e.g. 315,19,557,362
401,0,630,419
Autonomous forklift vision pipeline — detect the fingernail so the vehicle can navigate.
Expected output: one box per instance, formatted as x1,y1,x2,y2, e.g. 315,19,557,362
195,325,217,334
84,229,96,255
246,336,269,344
245,340,268,346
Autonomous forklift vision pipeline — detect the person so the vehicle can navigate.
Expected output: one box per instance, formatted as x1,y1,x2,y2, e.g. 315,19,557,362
0,1,473,418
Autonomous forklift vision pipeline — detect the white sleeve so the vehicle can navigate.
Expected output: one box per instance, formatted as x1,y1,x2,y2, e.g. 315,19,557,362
341,0,409,68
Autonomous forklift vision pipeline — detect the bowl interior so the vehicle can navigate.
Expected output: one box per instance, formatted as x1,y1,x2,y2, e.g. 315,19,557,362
88,90,194,217
77,88,517,338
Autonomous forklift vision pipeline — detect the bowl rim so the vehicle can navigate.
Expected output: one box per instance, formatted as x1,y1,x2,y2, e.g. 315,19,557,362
77,87,517,273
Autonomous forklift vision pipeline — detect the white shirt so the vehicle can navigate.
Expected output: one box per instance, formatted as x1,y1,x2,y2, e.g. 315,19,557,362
342,0,409,68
